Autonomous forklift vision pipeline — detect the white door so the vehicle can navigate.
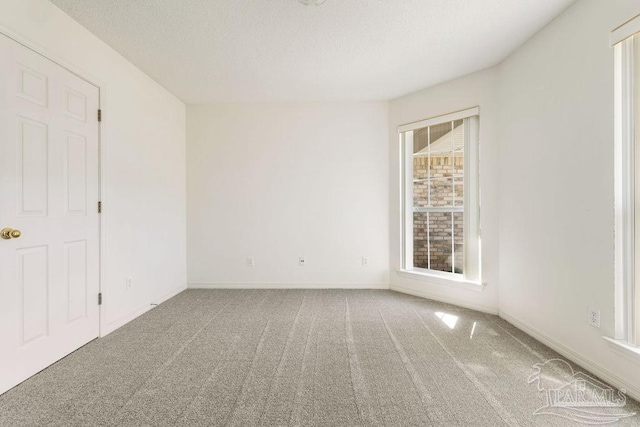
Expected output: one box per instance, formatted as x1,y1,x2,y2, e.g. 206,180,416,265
0,34,100,395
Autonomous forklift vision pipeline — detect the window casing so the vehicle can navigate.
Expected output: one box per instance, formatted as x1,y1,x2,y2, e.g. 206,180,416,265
400,107,481,283
614,19,640,347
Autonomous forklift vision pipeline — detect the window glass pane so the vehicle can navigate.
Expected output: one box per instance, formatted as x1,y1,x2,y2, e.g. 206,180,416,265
453,211,464,274
429,177,451,207
427,121,458,208
413,127,429,207
413,156,428,208
412,127,430,156
413,212,429,269
454,182,464,208
413,180,428,207
453,120,464,207
428,212,453,273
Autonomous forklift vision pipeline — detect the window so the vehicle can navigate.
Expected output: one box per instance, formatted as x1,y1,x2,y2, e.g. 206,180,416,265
613,16,640,347
399,107,481,284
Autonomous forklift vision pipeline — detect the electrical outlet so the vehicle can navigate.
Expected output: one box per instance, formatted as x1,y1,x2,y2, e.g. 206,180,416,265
588,308,600,328
247,256,254,267
298,257,306,267
126,277,133,290
362,256,369,267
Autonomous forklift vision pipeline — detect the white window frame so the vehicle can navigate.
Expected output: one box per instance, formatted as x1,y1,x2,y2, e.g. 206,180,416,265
399,107,481,286
613,17,640,349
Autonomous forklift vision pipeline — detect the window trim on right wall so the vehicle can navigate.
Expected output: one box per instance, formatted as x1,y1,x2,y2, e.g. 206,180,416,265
613,16,640,347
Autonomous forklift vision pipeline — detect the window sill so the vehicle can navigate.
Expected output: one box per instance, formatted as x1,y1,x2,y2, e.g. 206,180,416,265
396,269,486,292
602,337,640,365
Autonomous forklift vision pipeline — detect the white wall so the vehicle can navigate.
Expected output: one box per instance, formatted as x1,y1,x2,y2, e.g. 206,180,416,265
388,67,501,314
0,0,187,335
498,0,640,399
187,103,389,288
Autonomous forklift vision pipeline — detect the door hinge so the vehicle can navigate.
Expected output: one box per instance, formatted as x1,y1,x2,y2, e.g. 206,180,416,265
98,109,102,122
98,292,103,305
98,201,102,213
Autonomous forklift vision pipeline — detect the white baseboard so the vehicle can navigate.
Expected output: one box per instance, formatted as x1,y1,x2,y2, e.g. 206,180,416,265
188,282,389,290
101,302,150,337
499,310,640,402
389,284,499,315
153,283,187,305
100,283,187,337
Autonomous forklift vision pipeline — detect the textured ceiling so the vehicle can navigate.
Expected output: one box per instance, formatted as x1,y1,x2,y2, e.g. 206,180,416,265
49,0,573,103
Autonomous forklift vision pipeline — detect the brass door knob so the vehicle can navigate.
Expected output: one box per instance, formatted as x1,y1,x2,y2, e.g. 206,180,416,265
1,228,21,240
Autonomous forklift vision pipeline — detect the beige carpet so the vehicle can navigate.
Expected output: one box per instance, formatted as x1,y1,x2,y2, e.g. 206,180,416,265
0,289,638,426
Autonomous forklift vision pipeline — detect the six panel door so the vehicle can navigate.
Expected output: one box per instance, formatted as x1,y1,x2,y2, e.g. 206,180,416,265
0,33,100,395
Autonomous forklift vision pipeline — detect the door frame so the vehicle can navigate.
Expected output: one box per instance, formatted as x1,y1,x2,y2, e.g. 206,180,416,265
0,25,107,337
